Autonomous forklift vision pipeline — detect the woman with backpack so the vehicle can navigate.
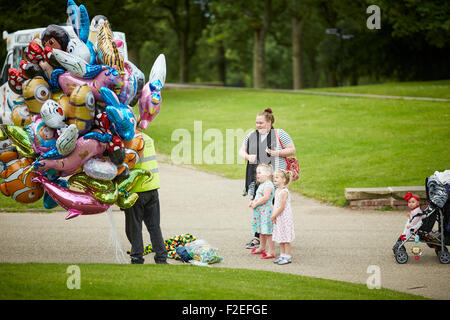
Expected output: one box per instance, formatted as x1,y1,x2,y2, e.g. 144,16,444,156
238,107,297,249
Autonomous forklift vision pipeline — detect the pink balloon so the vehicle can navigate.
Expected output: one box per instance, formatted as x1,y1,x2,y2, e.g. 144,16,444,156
34,134,106,176
58,68,123,101
138,82,161,130
28,114,59,154
32,174,110,220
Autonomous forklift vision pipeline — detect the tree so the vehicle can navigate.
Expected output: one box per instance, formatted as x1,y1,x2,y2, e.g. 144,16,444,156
154,0,210,83
290,0,314,89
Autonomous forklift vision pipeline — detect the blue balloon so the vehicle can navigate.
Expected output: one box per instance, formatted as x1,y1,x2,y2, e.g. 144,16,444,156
100,87,136,142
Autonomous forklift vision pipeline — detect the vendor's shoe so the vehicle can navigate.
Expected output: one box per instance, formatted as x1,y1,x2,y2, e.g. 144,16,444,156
131,257,144,264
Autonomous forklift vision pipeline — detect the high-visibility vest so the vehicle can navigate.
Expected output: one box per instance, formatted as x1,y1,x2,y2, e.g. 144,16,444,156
129,132,160,193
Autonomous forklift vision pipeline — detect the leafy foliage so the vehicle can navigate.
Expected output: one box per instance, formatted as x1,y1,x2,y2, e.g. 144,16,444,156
0,0,448,88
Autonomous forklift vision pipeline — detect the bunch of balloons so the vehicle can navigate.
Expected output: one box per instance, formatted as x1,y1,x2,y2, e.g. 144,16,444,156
0,0,166,220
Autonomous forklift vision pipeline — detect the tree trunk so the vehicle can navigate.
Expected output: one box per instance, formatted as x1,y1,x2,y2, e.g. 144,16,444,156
252,0,271,89
178,32,189,83
327,72,338,87
217,42,226,86
253,25,266,89
292,15,304,90
350,70,358,86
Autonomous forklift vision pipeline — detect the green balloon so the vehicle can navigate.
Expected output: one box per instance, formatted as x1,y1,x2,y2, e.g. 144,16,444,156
2,125,37,158
69,173,115,192
117,192,139,209
93,184,119,204
116,168,153,192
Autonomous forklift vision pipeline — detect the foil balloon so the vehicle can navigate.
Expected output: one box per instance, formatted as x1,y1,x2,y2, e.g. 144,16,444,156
0,85,13,125
43,179,69,209
32,174,110,220
117,192,139,209
40,99,66,129
139,54,166,130
34,133,106,176
67,0,97,65
69,172,115,192
116,168,152,193
2,124,38,158
0,126,7,140
67,0,89,43
93,184,119,204
8,68,25,95
56,124,78,156
149,54,167,87
58,67,122,102
40,124,79,159
83,156,118,181
0,155,44,203
88,15,107,47
66,38,91,64
8,92,31,126
101,87,136,141
65,84,95,135
116,130,145,176
0,137,17,163
126,60,146,107
69,173,118,205
22,77,51,115
96,21,124,72
118,61,138,105
52,49,103,79
115,168,153,209
26,114,58,154
11,105,31,127
138,83,159,130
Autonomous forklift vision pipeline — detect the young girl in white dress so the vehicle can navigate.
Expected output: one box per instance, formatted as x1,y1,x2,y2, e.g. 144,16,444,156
271,170,295,265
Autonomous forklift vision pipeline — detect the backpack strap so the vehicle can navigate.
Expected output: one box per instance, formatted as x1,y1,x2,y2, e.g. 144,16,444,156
275,129,289,167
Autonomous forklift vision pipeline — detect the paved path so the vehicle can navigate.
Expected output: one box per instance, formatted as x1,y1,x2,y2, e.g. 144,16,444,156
0,161,449,299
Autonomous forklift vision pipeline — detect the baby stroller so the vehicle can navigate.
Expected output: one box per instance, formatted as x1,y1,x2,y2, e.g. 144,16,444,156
394,176,450,264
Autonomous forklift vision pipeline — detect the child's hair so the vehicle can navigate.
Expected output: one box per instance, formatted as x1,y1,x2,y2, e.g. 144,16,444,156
275,169,292,186
404,192,420,202
257,163,273,179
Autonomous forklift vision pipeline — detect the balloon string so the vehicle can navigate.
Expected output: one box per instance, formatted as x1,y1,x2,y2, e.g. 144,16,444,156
107,207,128,264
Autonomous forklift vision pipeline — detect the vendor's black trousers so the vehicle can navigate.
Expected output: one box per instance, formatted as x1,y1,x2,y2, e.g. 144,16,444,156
125,189,167,264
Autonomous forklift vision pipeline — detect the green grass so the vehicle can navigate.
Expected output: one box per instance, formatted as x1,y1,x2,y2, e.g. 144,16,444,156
0,196,51,212
0,263,426,300
146,87,450,206
311,80,450,99
1,82,449,210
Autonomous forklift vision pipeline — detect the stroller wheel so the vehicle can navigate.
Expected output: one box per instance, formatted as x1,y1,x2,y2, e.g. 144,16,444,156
435,247,448,256
395,250,408,264
438,250,450,264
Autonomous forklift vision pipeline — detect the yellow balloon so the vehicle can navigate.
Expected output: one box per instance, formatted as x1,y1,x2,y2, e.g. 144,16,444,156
22,77,51,115
97,21,124,72
66,85,96,135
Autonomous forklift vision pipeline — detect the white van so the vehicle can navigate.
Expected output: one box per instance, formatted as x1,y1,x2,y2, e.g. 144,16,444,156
0,24,128,124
